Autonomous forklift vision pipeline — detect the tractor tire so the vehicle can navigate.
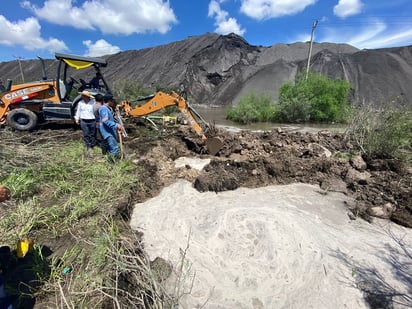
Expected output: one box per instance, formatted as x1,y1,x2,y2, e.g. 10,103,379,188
7,108,38,131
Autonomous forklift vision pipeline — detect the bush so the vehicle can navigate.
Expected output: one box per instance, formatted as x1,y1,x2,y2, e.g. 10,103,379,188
277,72,352,123
345,104,412,161
276,81,311,122
227,93,277,124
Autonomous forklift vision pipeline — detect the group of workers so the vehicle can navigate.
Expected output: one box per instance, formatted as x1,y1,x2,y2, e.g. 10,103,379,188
1,71,123,160
74,90,123,160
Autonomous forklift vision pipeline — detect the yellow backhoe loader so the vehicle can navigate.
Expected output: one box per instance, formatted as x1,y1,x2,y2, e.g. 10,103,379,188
0,53,223,154
0,53,111,130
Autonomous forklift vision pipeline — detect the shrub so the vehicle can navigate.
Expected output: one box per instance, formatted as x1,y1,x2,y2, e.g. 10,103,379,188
345,104,412,161
227,93,277,124
277,72,352,123
276,81,311,122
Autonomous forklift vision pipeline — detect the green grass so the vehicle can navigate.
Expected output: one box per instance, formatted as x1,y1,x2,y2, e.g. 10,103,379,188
1,140,137,229
0,136,163,307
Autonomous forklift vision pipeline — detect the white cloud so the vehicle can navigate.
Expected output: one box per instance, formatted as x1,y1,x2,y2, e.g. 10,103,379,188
311,19,412,49
0,15,68,52
333,0,364,19
240,0,318,20
22,0,177,35
346,25,412,49
208,0,246,36
359,29,412,49
83,39,121,57
345,21,386,47
21,0,94,30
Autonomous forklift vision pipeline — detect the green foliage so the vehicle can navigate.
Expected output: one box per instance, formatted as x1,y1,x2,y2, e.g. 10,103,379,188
0,130,189,307
277,72,352,123
227,93,277,124
346,104,412,161
0,140,138,241
276,81,311,122
2,169,38,199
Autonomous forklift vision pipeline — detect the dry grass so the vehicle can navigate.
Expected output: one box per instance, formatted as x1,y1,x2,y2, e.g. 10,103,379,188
0,128,193,308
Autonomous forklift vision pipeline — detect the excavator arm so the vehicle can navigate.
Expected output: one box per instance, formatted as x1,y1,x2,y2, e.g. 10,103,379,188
122,91,207,139
120,91,223,155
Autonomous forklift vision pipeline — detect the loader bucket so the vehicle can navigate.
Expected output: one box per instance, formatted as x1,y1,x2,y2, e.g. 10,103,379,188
206,137,223,155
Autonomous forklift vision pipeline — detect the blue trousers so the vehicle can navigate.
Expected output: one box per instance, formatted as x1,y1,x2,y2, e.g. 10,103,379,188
101,135,120,157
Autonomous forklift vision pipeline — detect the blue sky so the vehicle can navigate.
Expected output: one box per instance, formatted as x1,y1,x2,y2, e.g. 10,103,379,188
0,0,411,62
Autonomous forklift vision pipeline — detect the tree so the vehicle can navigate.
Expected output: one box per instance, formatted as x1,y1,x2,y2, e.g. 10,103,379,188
278,72,351,123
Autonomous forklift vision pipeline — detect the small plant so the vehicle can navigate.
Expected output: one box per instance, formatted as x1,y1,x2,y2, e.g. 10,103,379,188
277,72,352,123
345,103,412,161
2,168,38,199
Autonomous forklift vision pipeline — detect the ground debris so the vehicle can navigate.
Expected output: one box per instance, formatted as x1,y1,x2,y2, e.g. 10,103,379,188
122,125,411,228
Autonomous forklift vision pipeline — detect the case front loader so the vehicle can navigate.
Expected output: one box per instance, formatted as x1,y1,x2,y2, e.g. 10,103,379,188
0,53,111,130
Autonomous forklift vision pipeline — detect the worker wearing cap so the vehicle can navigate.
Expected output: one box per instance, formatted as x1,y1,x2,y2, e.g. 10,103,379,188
99,94,123,160
75,90,97,157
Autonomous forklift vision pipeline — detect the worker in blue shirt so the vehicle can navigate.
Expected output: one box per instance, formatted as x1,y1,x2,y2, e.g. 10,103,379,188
99,94,123,160
89,72,102,89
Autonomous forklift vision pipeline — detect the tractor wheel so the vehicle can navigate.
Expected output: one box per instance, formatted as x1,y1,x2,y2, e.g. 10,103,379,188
7,108,38,131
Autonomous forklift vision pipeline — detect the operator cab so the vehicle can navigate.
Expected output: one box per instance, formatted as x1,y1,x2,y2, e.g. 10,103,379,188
55,52,112,101
42,53,113,121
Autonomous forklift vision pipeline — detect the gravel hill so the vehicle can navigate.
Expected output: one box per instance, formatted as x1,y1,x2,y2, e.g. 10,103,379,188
1,33,411,106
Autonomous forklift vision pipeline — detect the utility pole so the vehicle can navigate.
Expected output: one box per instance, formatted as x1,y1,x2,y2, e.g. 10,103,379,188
306,19,318,80
13,55,25,83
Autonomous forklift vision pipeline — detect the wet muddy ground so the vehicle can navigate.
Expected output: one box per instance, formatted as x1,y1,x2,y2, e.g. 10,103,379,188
125,124,411,228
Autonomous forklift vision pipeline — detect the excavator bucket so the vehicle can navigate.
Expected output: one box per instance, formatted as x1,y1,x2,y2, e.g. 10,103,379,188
205,137,224,156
